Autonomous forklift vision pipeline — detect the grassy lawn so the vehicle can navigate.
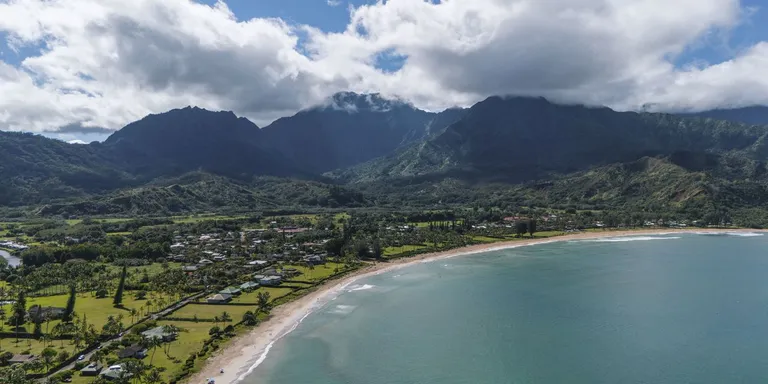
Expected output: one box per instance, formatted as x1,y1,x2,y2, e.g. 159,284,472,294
171,215,245,224
230,287,294,304
106,231,132,236
383,244,428,256
150,320,213,381
170,303,256,322
283,262,346,282
1,291,175,332
0,336,79,356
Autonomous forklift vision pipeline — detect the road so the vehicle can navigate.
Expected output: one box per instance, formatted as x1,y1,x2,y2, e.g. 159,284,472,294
48,291,207,378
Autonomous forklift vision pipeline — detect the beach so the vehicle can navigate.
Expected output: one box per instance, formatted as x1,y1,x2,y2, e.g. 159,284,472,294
189,228,763,384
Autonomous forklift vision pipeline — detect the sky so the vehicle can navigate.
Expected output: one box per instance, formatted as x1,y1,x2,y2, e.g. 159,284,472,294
1,0,768,143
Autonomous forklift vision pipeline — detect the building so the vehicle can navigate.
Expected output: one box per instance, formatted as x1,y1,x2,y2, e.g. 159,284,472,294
81,363,103,376
117,345,147,359
181,265,199,272
259,275,282,286
219,287,242,296
206,293,233,304
27,305,66,320
101,365,130,381
239,281,260,292
8,354,37,365
247,260,268,267
141,326,178,342
199,259,214,265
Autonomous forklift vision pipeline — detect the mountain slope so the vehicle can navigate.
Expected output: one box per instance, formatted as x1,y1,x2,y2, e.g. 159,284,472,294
336,97,768,183
261,93,465,173
103,106,305,179
683,106,768,126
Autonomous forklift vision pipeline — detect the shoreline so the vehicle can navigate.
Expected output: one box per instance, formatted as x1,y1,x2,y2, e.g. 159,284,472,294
188,228,764,384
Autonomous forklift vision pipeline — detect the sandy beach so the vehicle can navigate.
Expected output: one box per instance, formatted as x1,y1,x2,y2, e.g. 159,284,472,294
188,228,763,384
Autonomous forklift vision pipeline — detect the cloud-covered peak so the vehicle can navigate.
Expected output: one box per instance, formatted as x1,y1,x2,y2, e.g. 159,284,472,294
0,0,766,138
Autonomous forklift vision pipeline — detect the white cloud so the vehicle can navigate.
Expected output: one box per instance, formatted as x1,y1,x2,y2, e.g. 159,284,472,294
0,0,765,137
327,0,342,7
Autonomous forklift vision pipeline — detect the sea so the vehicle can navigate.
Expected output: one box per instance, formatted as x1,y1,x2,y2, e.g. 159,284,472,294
244,232,768,384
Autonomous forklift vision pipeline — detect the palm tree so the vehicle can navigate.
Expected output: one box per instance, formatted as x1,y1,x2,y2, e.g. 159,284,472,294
0,307,5,351
220,312,232,323
257,292,271,314
41,347,57,373
242,311,258,326
143,368,164,384
148,337,162,366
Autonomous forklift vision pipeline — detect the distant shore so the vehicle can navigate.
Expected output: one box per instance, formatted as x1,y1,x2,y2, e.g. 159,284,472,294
189,228,765,384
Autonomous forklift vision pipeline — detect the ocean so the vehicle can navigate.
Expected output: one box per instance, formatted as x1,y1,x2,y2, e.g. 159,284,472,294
244,233,768,384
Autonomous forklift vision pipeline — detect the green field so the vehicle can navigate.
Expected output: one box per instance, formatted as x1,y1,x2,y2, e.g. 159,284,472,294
170,303,256,322
284,262,346,282
230,287,294,304
383,244,428,256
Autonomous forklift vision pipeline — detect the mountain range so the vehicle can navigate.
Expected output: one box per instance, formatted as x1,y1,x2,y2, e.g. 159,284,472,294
2,93,768,225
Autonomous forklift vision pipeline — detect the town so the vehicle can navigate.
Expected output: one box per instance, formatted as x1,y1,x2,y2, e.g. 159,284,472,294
0,209,734,383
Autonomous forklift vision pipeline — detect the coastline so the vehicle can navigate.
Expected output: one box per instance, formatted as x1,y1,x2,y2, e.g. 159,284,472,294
188,228,764,384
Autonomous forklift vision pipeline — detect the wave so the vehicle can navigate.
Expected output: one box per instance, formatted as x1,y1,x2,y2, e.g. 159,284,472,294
694,232,764,237
329,305,357,315
347,284,375,292
577,236,681,243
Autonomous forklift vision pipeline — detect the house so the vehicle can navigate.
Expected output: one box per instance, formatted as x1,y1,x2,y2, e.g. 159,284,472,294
259,275,282,286
27,305,66,320
81,363,103,376
141,326,178,342
199,259,214,265
239,281,259,292
213,255,226,262
247,260,268,267
182,265,199,272
219,287,242,296
117,345,147,359
101,365,130,381
8,354,37,365
305,254,326,265
206,293,233,304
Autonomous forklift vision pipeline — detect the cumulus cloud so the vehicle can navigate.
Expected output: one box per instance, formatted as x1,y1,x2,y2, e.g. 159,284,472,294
0,0,766,136
327,0,342,7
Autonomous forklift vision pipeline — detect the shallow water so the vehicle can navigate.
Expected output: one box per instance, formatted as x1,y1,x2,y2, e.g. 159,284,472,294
246,233,768,384
0,249,20,267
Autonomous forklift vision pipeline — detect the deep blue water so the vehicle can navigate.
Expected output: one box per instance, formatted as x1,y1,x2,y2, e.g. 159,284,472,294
246,233,768,384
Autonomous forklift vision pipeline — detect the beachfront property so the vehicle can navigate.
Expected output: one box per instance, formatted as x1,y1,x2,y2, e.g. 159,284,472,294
240,281,260,291
141,326,178,342
101,364,130,380
80,362,104,376
117,344,148,359
206,293,233,304
219,286,242,296
8,354,37,365
258,275,283,286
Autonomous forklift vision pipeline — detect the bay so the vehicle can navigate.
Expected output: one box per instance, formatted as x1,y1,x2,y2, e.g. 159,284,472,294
246,233,768,384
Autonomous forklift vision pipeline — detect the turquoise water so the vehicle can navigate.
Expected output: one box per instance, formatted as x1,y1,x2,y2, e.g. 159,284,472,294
246,233,768,384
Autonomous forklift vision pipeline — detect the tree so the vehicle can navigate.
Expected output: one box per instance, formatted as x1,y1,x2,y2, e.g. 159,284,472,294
515,221,528,238
257,292,271,314
148,337,162,366
63,283,76,322
242,311,258,326
113,266,127,307
0,307,5,350
372,238,382,259
143,368,164,384
528,219,537,238
11,289,27,342
208,326,220,337
220,312,232,323
41,347,57,373
0,366,33,384
95,287,108,299
56,350,70,364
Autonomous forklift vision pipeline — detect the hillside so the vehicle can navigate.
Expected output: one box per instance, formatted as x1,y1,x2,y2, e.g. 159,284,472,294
334,97,768,183
683,106,768,126
260,92,466,173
